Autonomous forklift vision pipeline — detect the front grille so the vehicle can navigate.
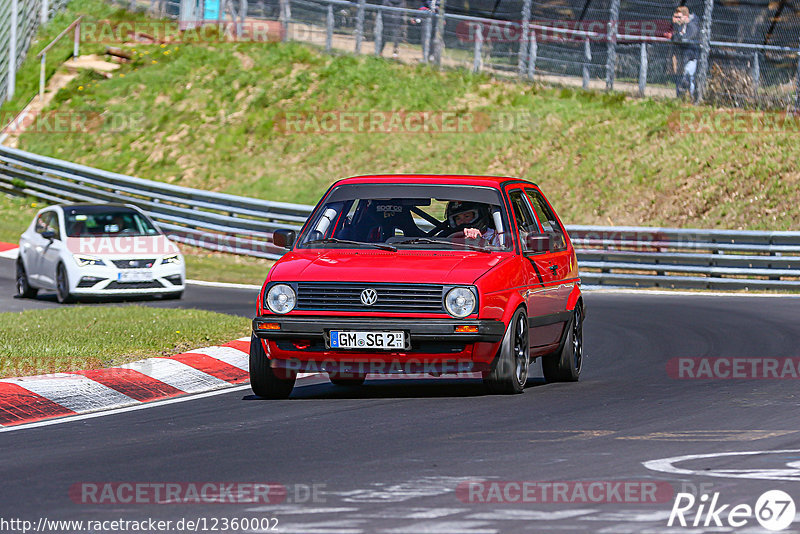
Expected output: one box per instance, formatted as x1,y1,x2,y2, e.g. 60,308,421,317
111,259,155,269
296,283,445,313
105,280,164,289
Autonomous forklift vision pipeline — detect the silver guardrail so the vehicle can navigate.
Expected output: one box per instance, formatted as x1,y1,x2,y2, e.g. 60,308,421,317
0,145,311,259
1,144,799,289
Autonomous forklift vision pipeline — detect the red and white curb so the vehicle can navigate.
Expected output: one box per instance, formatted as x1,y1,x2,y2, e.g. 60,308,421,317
0,338,255,427
0,242,19,259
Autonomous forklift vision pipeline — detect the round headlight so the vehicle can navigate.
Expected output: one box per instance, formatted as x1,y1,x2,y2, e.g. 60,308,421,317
445,287,476,318
266,284,296,314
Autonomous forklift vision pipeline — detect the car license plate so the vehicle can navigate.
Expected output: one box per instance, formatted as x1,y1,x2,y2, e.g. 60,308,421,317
117,271,154,282
329,331,405,350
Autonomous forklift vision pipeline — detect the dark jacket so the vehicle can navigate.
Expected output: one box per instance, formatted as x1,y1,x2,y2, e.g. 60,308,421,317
672,13,701,66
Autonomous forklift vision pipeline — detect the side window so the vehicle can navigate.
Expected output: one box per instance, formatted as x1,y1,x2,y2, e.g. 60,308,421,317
525,189,567,251
35,212,60,239
35,213,48,234
508,190,538,252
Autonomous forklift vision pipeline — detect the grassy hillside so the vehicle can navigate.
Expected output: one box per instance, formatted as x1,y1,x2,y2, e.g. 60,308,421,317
10,2,800,231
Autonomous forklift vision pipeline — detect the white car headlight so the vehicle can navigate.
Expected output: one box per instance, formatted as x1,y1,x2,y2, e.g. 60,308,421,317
445,287,476,318
161,254,181,265
74,255,105,267
266,284,296,314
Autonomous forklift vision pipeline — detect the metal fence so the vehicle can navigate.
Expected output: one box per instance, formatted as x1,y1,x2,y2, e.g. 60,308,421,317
130,0,800,109
1,0,70,102
2,144,799,290
6,0,800,108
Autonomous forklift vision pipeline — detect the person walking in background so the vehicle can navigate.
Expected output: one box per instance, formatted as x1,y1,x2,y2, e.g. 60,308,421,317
667,6,700,99
381,0,407,58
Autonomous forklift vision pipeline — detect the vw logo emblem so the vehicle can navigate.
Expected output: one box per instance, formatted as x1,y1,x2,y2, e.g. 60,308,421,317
360,288,378,306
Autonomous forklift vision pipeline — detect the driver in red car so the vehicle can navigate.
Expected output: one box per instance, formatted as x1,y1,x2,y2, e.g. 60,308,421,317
445,201,500,244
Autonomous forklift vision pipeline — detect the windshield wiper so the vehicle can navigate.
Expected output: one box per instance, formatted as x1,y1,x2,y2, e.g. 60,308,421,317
395,237,491,253
305,238,397,252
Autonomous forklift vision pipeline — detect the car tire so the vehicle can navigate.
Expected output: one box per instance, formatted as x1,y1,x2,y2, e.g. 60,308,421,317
249,334,296,399
542,305,583,382
483,307,529,394
329,372,367,386
16,259,38,298
56,263,73,304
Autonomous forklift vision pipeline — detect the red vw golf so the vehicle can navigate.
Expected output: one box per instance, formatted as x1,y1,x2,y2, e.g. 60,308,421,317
251,175,584,398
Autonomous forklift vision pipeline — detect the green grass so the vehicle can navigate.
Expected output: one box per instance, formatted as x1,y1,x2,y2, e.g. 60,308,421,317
4,1,798,234
0,306,249,378
12,33,800,231
0,195,39,243
0,193,272,284
0,0,152,114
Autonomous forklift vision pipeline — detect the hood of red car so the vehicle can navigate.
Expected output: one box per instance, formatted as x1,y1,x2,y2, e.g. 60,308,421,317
270,249,510,285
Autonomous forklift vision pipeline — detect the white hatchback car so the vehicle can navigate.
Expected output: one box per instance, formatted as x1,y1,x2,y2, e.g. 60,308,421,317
16,203,185,303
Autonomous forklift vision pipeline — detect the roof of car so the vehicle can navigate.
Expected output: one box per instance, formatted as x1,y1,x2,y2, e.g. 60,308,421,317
57,203,133,208
332,175,537,188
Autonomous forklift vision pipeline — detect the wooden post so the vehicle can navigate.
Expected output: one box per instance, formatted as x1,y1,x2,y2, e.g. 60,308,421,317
517,0,531,77
695,0,715,102
74,20,80,58
638,42,647,97
473,23,482,73
326,2,333,52
527,28,536,80
279,0,290,42
583,37,591,90
605,0,619,90
433,0,445,66
40,53,46,102
422,12,432,62
374,11,383,56
355,0,365,54
8,0,18,101
751,50,760,94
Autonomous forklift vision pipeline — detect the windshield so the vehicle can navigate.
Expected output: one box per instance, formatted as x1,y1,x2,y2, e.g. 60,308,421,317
297,184,513,251
65,207,160,238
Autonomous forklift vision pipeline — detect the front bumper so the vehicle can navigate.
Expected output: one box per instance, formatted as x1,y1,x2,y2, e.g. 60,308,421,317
68,263,184,295
252,316,506,344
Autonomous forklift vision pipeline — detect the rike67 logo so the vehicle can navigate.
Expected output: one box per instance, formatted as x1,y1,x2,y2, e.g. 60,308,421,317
668,490,796,531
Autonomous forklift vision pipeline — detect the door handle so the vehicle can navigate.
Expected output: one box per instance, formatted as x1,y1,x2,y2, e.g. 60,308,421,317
549,265,558,274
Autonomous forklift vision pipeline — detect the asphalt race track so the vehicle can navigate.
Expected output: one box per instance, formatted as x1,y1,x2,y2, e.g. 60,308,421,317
2,256,800,533
0,258,258,316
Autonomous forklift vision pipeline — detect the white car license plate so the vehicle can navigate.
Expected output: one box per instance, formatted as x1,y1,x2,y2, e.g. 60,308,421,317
117,271,154,282
329,331,405,350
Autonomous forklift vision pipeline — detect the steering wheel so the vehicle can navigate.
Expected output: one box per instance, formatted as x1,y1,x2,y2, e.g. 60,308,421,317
426,219,452,237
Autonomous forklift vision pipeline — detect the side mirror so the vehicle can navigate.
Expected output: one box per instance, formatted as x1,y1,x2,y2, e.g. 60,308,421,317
525,233,551,253
272,229,296,249
41,230,56,241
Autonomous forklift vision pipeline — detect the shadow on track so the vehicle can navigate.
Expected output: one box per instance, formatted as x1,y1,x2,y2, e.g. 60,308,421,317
244,377,548,400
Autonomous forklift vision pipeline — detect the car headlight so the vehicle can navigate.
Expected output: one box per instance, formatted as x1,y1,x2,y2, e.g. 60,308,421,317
266,284,296,314
74,255,105,267
161,254,181,265
445,287,476,318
